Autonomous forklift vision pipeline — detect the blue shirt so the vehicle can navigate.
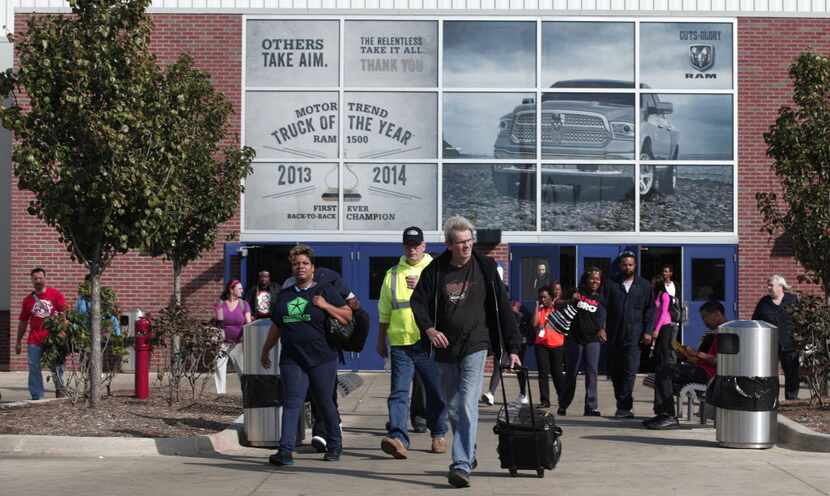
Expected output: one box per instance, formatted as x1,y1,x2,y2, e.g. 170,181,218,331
271,283,344,368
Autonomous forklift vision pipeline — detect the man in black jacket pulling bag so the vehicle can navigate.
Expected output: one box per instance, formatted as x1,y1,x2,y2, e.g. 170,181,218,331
411,215,522,489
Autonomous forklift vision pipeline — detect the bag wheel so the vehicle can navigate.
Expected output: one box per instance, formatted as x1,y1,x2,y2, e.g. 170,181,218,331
537,469,545,478
509,469,518,477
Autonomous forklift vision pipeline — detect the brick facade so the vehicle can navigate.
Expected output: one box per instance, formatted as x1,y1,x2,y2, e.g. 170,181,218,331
2,15,826,370
5,14,243,371
736,18,829,317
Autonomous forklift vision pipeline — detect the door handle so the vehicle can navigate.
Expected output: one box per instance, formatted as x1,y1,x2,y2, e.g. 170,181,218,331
682,302,689,324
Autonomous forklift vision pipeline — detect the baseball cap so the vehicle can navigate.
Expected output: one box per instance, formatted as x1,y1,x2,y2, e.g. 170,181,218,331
402,226,424,245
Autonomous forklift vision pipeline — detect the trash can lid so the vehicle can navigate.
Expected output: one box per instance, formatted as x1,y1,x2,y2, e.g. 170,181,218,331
719,319,777,332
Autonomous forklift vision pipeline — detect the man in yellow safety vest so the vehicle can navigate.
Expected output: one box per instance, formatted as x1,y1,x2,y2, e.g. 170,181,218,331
377,226,448,460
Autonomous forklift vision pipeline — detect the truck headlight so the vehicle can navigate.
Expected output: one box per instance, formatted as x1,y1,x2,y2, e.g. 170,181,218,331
611,122,635,140
499,117,513,132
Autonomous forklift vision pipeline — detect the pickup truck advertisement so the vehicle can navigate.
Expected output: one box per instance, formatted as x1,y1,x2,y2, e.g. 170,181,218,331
243,19,735,234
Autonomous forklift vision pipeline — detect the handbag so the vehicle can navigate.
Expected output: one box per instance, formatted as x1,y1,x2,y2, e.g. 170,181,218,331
325,315,355,349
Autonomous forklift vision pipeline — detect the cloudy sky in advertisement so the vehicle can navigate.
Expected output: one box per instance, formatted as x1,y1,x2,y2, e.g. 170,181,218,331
640,22,733,89
443,21,536,88
542,22,634,87
443,93,534,158
645,94,733,160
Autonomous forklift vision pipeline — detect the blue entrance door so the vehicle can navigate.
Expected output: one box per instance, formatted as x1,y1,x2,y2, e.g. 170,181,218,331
682,245,737,347
577,245,625,282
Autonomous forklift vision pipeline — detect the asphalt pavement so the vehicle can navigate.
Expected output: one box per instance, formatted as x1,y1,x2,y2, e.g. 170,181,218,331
1,370,829,495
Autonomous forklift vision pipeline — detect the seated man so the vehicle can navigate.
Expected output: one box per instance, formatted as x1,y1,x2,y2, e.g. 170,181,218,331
643,300,726,430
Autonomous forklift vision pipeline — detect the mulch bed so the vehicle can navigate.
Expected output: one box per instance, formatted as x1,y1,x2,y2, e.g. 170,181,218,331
780,399,830,435
0,389,243,438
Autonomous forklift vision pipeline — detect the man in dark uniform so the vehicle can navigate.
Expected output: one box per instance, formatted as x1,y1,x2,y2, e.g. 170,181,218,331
604,251,655,419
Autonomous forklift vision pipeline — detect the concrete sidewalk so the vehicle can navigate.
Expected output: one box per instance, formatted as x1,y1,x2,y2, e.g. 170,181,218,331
2,371,829,496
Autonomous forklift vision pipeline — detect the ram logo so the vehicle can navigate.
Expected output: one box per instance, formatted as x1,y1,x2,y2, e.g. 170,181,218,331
689,44,715,72
551,113,563,130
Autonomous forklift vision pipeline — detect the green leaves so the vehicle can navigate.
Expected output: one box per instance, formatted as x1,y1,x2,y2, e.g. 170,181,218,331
761,51,830,300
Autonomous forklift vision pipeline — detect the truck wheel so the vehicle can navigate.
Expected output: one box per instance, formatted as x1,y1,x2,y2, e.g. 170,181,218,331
639,148,655,197
657,168,676,194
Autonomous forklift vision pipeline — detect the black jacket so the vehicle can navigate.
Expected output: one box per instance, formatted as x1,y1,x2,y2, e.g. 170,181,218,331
244,283,279,318
603,276,655,346
410,249,520,361
752,293,797,352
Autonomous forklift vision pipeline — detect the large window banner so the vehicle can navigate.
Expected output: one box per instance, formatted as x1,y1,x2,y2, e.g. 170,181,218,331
443,164,537,231
245,92,339,160
639,22,733,90
344,21,438,87
344,163,438,230
244,163,339,230
640,94,733,160
640,165,733,232
542,22,634,87
344,92,437,159
443,21,536,88
539,165,635,232
444,93,535,159
246,20,340,87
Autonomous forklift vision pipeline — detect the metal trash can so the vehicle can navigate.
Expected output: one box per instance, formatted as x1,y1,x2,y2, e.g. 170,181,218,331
243,319,282,448
708,320,779,449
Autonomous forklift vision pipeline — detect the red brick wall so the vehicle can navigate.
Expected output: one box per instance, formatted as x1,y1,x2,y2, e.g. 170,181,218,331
6,14,243,370
737,18,828,317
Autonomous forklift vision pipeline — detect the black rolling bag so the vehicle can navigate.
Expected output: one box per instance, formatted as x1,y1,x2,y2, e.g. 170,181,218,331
492,366,563,478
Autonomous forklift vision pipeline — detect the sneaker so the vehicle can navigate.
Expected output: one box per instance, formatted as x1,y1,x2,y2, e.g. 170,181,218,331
614,409,635,419
268,451,294,466
584,410,601,417
557,407,567,416
311,435,327,453
411,418,428,433
380,436,408,459
323,449,342,461
517,394,529,405
480,391,495,406
431,437,447,454
448,469,471,488
644,415,679,430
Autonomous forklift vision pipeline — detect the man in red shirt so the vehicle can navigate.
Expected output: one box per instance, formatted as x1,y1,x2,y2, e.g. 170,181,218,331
16,267,67,400
643,300,725,429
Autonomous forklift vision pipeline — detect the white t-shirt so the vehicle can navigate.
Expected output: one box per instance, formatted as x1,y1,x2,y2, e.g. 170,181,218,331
623,278,634,293
664,281,677,297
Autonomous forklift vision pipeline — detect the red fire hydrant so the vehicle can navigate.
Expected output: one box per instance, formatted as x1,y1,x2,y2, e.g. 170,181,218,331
134,315,152,400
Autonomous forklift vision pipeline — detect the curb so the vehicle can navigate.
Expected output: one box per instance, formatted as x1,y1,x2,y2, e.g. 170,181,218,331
777,414,830,452
0,414,245,457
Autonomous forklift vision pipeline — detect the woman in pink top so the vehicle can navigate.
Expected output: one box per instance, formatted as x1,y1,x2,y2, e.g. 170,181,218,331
214,279,252,395
650,272,678,370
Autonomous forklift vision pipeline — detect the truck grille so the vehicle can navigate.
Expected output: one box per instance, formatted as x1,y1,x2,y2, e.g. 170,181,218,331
511,110,609,147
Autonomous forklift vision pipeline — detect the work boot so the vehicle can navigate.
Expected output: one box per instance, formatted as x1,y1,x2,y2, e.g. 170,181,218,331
381,436,408,459
431,437,447,454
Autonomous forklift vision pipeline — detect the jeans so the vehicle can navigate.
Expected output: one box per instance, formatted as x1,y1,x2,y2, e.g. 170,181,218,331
437,349,487,474
279,357,341,454
488,345,528,397
27,344,65,400
652,324,678,371
561,340,601,412
608,343,641,411
214,342,243,395
388,339,447,447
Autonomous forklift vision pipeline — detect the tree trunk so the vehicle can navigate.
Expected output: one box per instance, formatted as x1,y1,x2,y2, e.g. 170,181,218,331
170,261,183,404
89,268,102,406
174,261,182,306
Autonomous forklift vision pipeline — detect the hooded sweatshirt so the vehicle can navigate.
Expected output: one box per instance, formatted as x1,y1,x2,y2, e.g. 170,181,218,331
378,253,434,346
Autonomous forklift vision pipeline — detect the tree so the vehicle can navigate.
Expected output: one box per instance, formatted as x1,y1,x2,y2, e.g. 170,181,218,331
148,55,254,306
0,0,172,405
759,51,830,300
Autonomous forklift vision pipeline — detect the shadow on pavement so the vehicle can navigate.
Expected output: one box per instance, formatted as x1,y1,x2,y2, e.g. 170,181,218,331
581,434,718,448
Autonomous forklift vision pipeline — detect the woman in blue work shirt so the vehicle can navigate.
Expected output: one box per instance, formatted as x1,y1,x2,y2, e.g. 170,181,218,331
260,244,352,466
